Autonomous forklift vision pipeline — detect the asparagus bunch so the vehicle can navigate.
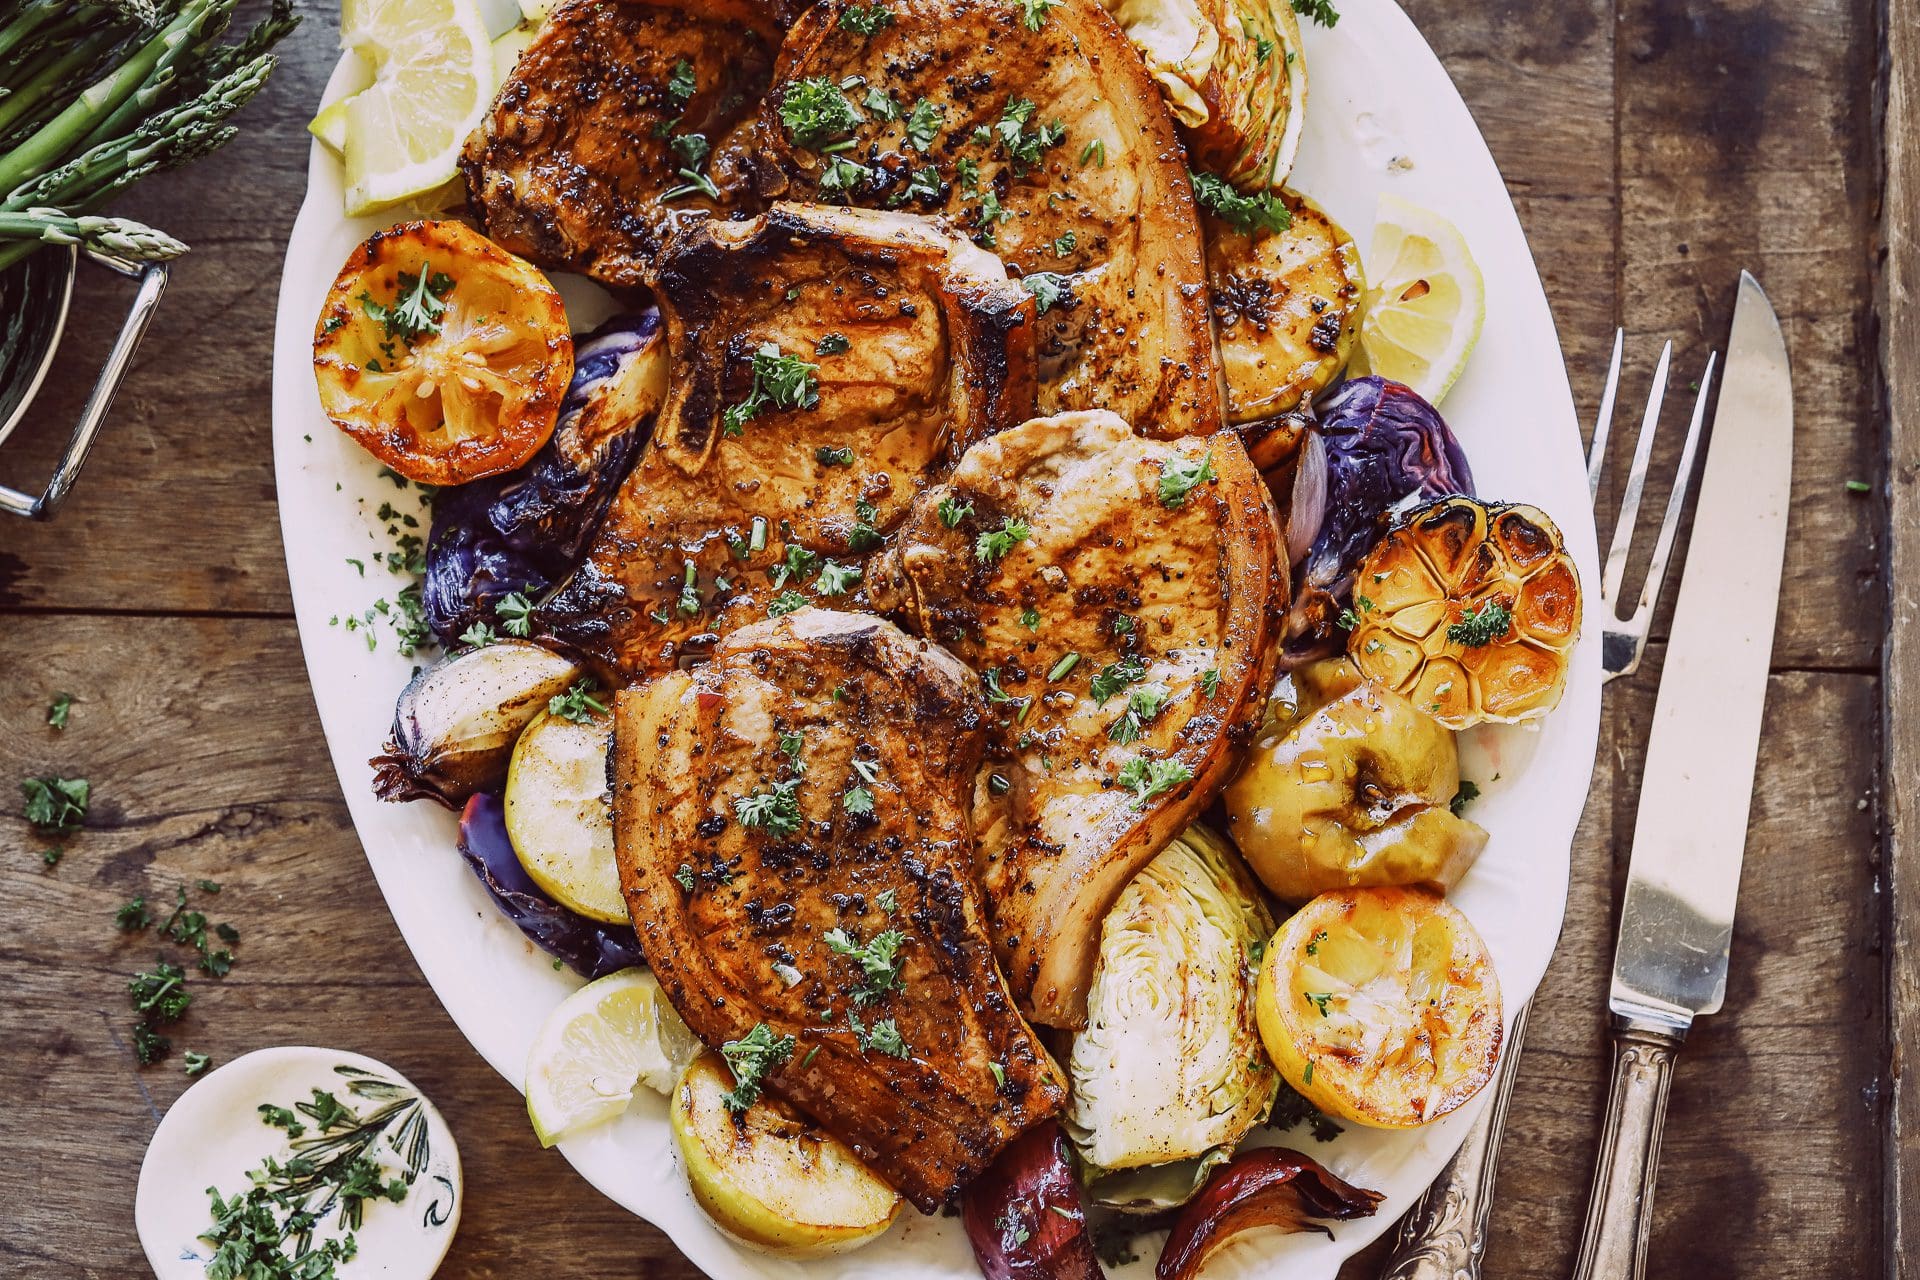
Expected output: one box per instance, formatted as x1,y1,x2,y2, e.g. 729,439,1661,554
0,0,297,273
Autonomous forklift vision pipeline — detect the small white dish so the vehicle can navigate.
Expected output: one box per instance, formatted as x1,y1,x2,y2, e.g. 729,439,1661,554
135,1046,462,1279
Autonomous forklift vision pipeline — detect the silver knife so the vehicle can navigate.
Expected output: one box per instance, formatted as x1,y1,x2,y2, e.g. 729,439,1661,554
1571,272,1793,1280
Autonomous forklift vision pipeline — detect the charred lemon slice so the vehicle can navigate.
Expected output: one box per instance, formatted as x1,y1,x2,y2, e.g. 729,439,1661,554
1346,496,1581,729
313,218,572,486
1255,886,1502,1129
1206,191,1364,425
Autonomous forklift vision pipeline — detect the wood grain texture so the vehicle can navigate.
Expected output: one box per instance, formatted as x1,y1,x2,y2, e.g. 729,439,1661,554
0,0,1891,1276
1880,0,1917,1270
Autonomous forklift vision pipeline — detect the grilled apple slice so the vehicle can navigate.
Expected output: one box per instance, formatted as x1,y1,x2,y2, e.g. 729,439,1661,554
672,1051,904,1257
313,219,572,485
1255,886,1502,1129
1223,658,1487,903
505,703,624,923
1347,496,1582,728
1206,192,1363,424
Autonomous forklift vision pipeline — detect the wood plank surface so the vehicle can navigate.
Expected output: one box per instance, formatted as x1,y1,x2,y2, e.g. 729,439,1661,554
0,0,1890,1276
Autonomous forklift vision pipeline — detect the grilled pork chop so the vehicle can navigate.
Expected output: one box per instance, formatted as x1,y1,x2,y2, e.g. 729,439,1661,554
613,608,1067,1211
540,202,1038,676
867,410,1284,1026
764,0,1222,437
461,0,781,288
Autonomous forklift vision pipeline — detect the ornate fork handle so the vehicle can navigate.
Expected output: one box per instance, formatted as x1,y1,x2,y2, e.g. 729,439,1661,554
1378,1004,1531,1280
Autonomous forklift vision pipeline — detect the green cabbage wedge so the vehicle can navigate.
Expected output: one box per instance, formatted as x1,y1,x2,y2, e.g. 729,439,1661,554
1066,824,1279,1211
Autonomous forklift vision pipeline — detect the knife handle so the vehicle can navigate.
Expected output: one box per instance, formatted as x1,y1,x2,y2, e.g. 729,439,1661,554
1571,1019,1685,1280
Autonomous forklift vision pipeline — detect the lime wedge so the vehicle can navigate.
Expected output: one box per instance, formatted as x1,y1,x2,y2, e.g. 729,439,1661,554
524,968,700,1148
336,0,495,216
1358,194,1486,406
308,98,352,156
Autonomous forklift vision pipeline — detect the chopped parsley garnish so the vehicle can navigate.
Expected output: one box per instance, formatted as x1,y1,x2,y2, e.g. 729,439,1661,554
839,3,894,35
994,97,1065,172
23,775,88,833
1447,600,1513,648
667,58,697,110
1451,780,1482,816
359,265,455,347
1048,651,1081,681
779,77,862,150
771,543,820,588
849,1010,911,1059
1107,683,1169,744
724,343,821,435
1117,755,1193,808
955,155,981,191
1052,231,1076,257
721,1023,796,1112
669,132,710,169
816,444,855,467
1292,0,1339,27
459,621,497,648
815,331,851,356
674,864,697,894
494,591,534,637
897,164,944,204
779,730,805,762
1305,928,1327,956
46,691,72,729
1079,138,1106,168
843,785,875,816
183,1050,213,1077
980,668,1023,707
1089,656,1148,705
1017,0,1061,29
735,777,803,837
117,896,154,931
826,926,908,1003
1020,608,1041,631
819,154,869,198
815,560,862,596
1304,991,1333,1017
875,888,898,913
1337,595,1376,631
129,961,192,1026
1199,668,1221,699
863,85,901,121
848,498,885,552
975,516,1031,563
1255,35,1275,61
548,678,608,723
938,496,974,528
768,590,809,617
1157,450,1216,507
676,559,703,617
1019,271,1075,313
1191,170,1293,237
903,97,944,151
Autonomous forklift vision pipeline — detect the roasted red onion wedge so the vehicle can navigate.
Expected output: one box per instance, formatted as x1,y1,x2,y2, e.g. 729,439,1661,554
962,1122,1103,1280
1155,1148,1382,1280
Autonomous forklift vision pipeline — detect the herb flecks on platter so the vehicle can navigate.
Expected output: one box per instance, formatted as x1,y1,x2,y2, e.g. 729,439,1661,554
199,1068,433,1280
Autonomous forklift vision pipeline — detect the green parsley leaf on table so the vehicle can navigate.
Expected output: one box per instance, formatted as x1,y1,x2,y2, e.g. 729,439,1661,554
46,691,73,729
22,775,88,833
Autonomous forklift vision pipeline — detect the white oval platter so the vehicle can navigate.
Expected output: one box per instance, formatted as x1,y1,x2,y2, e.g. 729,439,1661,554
269,2,1603,1275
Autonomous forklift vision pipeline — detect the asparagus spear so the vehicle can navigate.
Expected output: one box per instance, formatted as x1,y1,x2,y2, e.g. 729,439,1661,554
0,207,188,260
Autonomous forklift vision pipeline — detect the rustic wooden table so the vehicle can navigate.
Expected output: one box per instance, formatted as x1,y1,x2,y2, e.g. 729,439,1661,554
0,0,1893,1275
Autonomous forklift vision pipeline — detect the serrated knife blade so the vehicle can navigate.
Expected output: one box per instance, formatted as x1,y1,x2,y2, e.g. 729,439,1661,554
1607,271,1793,1031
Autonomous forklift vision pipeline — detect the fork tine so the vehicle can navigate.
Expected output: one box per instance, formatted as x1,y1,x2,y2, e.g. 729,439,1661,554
1598,340,1672,609
1587,328,1625,503
1626,351,1716,628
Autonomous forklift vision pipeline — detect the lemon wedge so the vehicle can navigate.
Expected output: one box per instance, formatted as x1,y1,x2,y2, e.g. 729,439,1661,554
334,0,495,216
505,707,626,924
524,968,700,1148
1358,194,1486,406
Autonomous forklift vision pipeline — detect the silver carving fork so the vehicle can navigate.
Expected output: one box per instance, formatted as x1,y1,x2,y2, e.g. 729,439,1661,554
1379,325,1723,1280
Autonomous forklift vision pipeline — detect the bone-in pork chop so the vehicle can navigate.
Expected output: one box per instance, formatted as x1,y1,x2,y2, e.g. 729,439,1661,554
540,202,1037,677
461,0,780,288
866,410,1284,1027
763,0,1222,437
613,608,1067,1211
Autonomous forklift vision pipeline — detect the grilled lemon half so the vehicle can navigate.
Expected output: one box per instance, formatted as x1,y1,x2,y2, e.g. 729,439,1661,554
1256,885,1502,1129
1346,495,1581,729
